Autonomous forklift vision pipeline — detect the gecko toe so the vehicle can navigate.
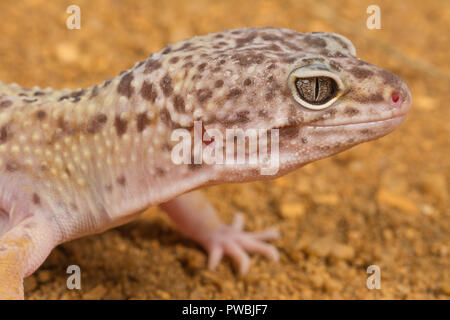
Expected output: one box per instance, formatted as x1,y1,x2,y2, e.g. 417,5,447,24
202,214,279,275
207,246,224,271
237,237,280,262
224,241,251,275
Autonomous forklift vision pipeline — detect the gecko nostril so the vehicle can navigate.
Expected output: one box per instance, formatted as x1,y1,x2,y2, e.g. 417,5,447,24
390,92,401,105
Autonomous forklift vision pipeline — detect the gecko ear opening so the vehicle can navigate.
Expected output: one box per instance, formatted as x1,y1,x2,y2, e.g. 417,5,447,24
288,64,344,110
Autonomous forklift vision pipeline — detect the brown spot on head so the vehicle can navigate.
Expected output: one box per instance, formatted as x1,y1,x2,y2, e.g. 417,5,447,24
160,74,173,97
36,110,47,120
90,85,99,99
344,107,360,116
197,88,213,104
235,32,258,48
0,100,12,108
116,175,126,186
32,193,41,205
265,91,275,101
198,63,207,72
174,42,192,52
279,126,299,138
281,55,296,64
331,51,346,58
243,78,252,86
369,92,384,103
261,33,281,41
117,72,134,98
173,95,185,112
182,62,194,70
303,35,327,48
235,111,250,123
351,67,374,79
162,46,172,55
145,59,162,73
87,113,108,134
169,56,180,64
135,61,145,69
232,53,265,66
103,79,112,87
227,88,242,99
23,98,37,104
266,44,282,52
214,80,224,88
0,126,9,144
114,115,128,136
329,60,342,71
258,109,269,119
136,112,151,132
159,108,176,129
70,90,85,101
140,81,158,102
378,69,401,87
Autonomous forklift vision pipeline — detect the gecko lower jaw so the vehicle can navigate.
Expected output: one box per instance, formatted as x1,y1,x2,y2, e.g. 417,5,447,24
302,113,408,128
272,113,408,131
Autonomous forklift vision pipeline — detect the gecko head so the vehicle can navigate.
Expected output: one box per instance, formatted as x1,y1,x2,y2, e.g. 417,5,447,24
157,27,411,181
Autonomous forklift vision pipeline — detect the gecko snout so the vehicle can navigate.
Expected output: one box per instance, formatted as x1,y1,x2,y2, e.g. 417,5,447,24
388,81,412,117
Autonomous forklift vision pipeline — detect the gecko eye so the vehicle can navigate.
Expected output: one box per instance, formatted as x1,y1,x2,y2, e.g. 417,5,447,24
294,77,337,105
288,64,344,110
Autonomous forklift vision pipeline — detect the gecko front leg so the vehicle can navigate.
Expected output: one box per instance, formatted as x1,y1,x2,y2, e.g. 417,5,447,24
159,190,280,275
0,215,59,299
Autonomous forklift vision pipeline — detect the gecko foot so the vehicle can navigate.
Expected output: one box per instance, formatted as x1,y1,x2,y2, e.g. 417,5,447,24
201,213,280,275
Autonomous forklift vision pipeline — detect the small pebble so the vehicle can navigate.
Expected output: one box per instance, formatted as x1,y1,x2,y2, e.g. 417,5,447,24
84,285,108,300
24,276,38,292
280,202,306,219
37,270,53,283
376,189,420,215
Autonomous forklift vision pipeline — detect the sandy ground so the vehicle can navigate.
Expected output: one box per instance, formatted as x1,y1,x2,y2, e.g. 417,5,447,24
0,0,448,299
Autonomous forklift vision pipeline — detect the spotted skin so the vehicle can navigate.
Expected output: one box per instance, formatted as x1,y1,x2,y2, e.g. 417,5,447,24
0,27,411,299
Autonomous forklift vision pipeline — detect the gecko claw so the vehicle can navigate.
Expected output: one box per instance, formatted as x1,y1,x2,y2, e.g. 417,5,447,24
204,213,280,275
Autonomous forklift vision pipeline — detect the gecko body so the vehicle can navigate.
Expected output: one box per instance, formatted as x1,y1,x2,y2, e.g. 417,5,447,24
0,27,411,299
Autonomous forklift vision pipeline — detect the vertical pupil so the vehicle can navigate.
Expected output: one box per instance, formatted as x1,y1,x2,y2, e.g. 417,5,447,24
294,77,336,104
314,77,319,101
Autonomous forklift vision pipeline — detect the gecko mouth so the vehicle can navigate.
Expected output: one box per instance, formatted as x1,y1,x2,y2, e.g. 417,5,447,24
302,113,407,128
272,113,407,132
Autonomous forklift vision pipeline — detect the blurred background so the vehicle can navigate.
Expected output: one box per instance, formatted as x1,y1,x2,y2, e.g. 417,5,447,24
0,0,448,299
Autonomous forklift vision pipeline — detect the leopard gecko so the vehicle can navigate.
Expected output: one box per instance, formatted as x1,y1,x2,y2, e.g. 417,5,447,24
0,27,411,299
